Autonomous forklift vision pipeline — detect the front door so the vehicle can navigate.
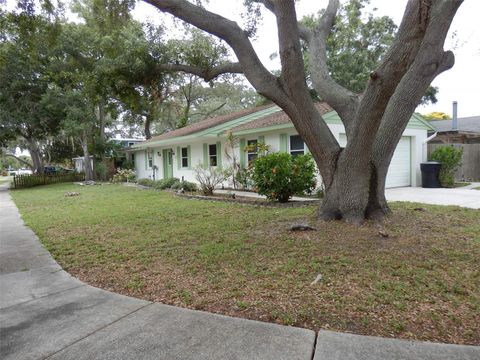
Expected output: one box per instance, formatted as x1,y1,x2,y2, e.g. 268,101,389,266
162,149,173,179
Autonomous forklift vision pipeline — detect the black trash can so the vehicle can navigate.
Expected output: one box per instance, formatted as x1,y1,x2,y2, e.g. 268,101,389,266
420,162,442,188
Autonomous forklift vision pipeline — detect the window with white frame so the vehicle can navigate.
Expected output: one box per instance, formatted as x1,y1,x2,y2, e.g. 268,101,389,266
147,151,153,168
290,135,305,157
209,144,217,166
247,139,258,165
181,147,188,168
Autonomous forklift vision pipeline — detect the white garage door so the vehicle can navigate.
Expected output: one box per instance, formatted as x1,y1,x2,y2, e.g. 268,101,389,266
339,135,411,188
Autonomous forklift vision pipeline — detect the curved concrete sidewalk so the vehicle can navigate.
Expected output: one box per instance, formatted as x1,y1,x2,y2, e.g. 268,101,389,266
1,187,479,360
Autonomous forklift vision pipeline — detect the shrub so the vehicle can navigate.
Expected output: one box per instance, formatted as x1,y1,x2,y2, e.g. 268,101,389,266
251,152,316,202
137,178,155,187
171,180,197,192
94,161,108,181
1,170,8,176
151,177,179,190
111,168,136,183
194,165,227,195
430,146,463,187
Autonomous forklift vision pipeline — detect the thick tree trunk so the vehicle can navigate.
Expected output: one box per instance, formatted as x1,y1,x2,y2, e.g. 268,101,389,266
25,138,43,174
319,150,389,224
144,113,152,140
81,130,93,181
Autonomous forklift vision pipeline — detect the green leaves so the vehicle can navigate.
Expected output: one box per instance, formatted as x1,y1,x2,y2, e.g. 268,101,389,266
251,153,317,203
430,146,463,187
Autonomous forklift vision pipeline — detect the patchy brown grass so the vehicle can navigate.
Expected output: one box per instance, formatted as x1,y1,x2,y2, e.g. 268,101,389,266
11,184,480,345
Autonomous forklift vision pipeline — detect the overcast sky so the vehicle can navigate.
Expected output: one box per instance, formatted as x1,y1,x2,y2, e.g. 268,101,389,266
133,0,480,118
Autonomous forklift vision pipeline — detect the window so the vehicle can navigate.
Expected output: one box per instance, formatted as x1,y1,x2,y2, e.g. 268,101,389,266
147,151,153,168
209,144,217,166
247,139,258,165
290,135,305,157
181,147,188,168
130,153,135,162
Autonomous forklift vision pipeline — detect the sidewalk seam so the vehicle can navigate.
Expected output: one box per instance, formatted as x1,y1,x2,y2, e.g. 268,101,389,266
41,302,154,359
310,331,318,360
0,284,86,311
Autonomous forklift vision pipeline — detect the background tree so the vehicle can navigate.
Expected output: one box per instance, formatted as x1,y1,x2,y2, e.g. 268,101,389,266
423,111,451,120
301,0,439,105
0,6,64,173
142,0,462,223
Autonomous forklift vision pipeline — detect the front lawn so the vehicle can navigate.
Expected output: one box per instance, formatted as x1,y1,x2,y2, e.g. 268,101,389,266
11,184,480,345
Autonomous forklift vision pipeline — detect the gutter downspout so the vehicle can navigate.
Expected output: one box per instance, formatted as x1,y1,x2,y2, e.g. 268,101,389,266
422,132,438,162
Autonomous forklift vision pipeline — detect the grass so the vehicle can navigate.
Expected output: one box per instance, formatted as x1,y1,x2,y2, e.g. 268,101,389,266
452,182,471,188
11,183,480,345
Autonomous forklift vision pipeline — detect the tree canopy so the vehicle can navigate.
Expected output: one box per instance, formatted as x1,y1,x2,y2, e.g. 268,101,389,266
140,0,462,223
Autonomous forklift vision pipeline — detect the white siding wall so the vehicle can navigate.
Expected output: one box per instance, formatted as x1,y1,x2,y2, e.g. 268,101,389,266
133,126,427,188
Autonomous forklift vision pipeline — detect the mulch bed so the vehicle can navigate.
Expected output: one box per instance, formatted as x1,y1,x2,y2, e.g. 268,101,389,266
175,192,321,208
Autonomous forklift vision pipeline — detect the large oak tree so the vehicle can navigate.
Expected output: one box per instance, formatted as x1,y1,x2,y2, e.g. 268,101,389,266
143,0,462,223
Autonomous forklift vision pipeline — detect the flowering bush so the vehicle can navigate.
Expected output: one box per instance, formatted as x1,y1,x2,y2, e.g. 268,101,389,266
251,152,316,202
111,168,136,183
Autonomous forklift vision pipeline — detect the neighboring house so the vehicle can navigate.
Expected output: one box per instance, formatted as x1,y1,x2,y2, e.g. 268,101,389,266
130,103,434,188
428,115,480,181
428,115,480,144
72,138,143,173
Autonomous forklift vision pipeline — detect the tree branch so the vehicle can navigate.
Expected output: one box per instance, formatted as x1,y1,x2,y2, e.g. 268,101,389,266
154,62,243,82
308,0,359,133
5,154,34,170
273,0,340,162
351,0,439,143
373,0,462,178
144,0,287,103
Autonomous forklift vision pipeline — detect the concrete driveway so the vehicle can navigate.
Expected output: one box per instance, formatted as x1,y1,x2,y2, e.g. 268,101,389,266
386,183,480,209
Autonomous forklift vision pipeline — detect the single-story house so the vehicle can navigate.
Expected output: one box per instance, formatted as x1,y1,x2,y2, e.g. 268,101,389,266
130,102,434,188
427,115,480,181
428,115,480,144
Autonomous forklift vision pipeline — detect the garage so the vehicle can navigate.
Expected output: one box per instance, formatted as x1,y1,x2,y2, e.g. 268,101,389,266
339,134,411,188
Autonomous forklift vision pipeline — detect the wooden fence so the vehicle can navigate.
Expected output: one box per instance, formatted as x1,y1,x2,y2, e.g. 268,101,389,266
428,144,480,181
13,172,85,189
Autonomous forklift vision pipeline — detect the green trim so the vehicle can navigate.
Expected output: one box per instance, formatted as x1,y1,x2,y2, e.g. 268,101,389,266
207,106,282,137
239,138,246,168
131,109,432,151
187,145,191,169
280,134,288,152
177,146,181,170
131,106,282,150
232,123,293,137
216,141,222,167
410,113,435,130
203,143,208,167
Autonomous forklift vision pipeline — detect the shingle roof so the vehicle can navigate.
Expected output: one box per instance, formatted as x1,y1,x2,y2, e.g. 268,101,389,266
229,102,333,133
142,104,275,144
430,116,480,133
